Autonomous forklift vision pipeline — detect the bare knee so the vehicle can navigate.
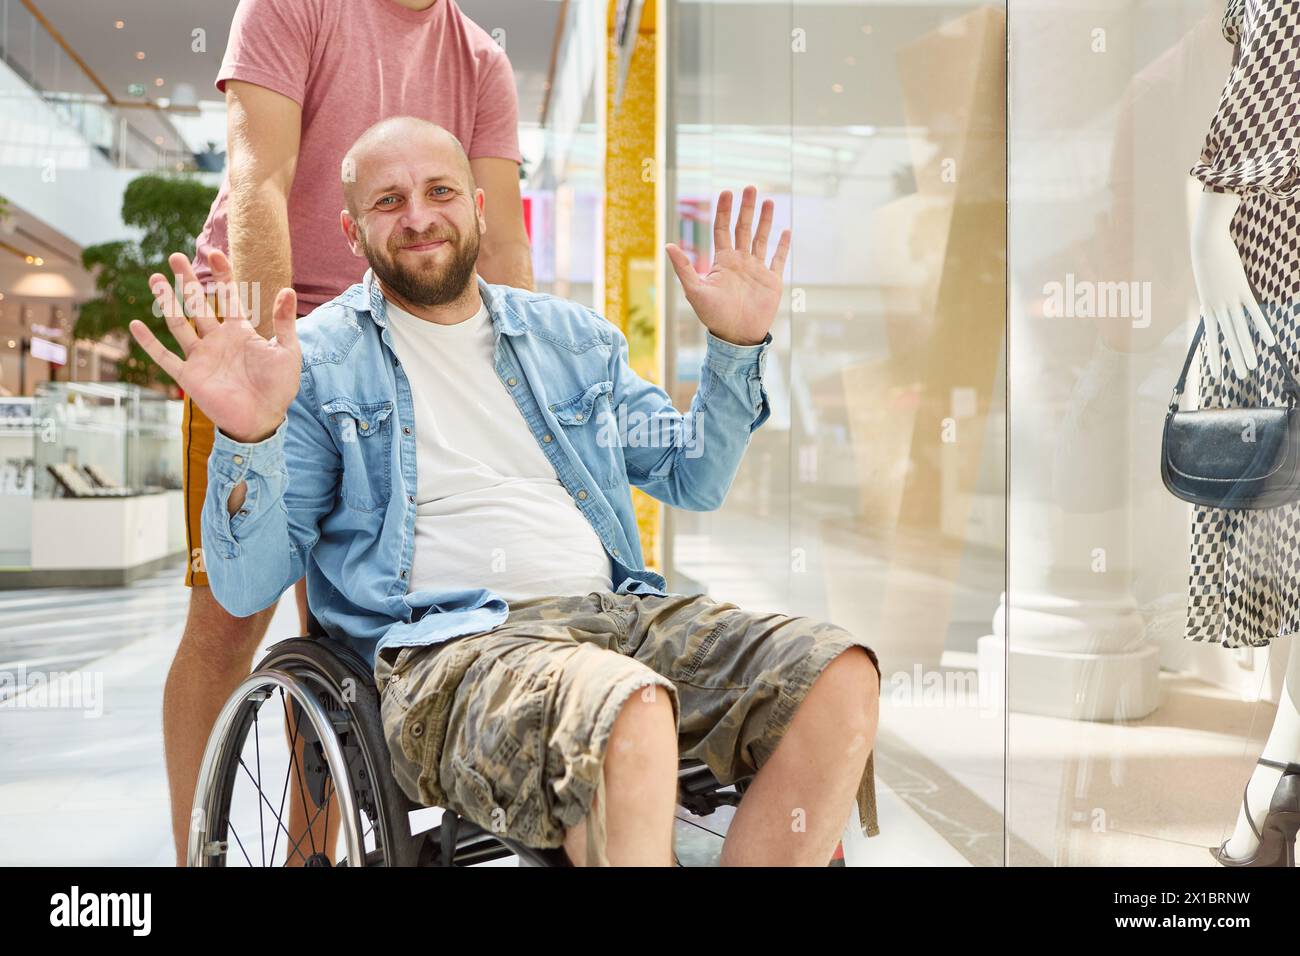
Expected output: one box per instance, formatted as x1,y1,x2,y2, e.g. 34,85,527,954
810,646,880,737
606,682,677,766
177,586,276,672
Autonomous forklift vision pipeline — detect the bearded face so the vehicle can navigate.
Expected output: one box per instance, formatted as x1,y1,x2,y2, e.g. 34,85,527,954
358,217,481,307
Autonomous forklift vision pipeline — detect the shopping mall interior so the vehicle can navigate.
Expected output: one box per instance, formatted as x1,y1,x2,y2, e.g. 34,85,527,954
0,0,1285,868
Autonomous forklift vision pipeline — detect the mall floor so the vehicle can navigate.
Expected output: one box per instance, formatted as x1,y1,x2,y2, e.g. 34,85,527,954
0,515,1258,866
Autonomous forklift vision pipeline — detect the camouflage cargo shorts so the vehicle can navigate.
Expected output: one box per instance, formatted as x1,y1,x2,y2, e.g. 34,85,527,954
373,590,882,864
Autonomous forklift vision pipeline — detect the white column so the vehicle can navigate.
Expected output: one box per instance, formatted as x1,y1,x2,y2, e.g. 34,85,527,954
978,320,1159,720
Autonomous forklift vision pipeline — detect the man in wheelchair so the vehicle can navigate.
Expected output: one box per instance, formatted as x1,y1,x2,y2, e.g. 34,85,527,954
130,116,882,866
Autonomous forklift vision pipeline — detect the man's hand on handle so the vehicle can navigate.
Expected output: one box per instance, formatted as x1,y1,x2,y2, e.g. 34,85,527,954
665,185,789,348
129,249,302,444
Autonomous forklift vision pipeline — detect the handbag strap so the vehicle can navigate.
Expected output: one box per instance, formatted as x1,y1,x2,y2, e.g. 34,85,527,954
1169,316,1300,411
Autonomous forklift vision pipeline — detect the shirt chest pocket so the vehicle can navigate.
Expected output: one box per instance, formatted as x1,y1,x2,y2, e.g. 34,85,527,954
548,380,625,490
321,397,394,512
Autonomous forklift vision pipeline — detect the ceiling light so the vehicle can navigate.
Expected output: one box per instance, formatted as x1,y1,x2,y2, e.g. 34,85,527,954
115,20,124,29
135,51,145,60
154,77,164,87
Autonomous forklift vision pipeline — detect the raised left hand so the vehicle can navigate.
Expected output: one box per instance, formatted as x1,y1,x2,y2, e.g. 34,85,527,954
666,185,789,347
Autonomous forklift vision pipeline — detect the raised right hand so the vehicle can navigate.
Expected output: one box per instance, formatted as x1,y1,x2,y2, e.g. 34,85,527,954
130,249,301,444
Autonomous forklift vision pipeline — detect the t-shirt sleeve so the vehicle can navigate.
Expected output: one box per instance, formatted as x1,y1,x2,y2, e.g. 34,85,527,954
468,51,523,164
214,0,316,107
1189,0,1300,198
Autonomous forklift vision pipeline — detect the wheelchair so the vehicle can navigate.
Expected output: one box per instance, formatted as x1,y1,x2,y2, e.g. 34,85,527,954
187,612,753,867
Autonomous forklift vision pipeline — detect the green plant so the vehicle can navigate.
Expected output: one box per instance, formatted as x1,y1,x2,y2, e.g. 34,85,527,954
77,175,218,387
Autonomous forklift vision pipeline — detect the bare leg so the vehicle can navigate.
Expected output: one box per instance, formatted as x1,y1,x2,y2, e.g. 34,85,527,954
164,587,276,864
1222,639,1300,859
562,684,678,866
294,576,309,635
719,646,879,866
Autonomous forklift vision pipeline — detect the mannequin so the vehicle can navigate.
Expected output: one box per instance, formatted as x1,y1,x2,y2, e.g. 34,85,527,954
1184,0,1300,866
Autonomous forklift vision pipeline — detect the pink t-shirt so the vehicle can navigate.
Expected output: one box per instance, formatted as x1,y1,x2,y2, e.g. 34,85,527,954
192,0,522,312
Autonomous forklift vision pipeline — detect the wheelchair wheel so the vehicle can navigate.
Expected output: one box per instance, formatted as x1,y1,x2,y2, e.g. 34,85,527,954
188,637,422,867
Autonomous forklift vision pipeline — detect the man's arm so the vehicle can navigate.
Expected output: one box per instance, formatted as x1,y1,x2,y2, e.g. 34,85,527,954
471,156,534,290
225,79,302,333
200,370,340,617
606,319,772,511
609,185,785,509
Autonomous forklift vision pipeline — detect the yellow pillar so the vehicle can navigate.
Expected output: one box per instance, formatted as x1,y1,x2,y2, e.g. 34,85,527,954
604,0,664,573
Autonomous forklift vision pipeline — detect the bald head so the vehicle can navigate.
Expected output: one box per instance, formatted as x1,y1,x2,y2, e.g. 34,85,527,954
341,116,476,218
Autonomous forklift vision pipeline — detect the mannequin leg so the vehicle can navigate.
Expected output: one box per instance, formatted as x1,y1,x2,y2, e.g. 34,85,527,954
1221,638,1300,859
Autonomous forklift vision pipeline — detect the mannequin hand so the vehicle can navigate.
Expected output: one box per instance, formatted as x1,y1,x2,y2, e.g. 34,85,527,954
1190,189,1275,381
665,186,788,347
128,249,301,444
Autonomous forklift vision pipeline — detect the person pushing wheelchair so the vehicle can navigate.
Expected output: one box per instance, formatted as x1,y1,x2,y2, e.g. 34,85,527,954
131,116,882,866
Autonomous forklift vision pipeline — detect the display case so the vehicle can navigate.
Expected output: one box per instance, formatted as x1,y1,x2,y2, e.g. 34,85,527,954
0,397,36,566
30,382,182,498
4,382,186,585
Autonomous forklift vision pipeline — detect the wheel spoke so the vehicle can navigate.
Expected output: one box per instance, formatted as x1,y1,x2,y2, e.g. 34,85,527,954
237,757,310,865
227,821,254,867
253,706,265,867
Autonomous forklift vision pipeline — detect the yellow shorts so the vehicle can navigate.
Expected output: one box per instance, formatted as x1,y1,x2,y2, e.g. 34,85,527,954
181,391,216,587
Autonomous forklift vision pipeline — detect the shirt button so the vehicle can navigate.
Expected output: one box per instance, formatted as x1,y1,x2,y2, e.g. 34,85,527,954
577,489,587,500
575,414,584,422
612,548,619,557
393,358,399,367
407,495,415,504
232,455,243,465
400,570,408,579
410,721,424,738
359,421,369,430
507,377,517,387
403,426,411,435
543,434,553,443
239,509,249,516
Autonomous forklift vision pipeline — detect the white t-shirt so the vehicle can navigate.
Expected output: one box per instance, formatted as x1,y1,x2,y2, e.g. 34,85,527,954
382,290,614,600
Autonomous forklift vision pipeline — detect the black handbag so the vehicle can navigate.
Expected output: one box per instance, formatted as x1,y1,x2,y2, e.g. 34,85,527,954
1162,317,1300,509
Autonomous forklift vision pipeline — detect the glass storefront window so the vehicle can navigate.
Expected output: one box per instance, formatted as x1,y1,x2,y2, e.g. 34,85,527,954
668,0,1006,864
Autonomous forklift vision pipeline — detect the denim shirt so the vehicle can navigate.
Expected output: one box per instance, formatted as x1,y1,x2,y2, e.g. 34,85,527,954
200,270,772,668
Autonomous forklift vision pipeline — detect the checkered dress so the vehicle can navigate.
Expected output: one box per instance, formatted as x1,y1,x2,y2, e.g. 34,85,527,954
1185,0,1300,647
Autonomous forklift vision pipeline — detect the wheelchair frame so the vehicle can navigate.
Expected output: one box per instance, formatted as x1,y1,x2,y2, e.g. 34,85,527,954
187,612,752,867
